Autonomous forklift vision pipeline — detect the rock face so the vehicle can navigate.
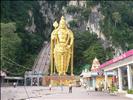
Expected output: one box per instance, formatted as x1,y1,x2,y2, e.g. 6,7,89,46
25,10,36,33
86,4,105,40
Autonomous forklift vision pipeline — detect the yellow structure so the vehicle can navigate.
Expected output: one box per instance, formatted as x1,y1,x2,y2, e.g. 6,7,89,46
91,57,112,90
50,16,74,76
96,76,112,89
42,75,75,86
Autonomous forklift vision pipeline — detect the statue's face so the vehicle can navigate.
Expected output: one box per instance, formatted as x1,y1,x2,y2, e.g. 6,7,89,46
58,29,67,43
60,23,65,29
59,20,67,29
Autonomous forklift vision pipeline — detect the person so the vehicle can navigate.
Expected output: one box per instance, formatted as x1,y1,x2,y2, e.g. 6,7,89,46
95,87,98,91
69,82,72,93
49,84,52,91
13,82,16,88
108,86,111,93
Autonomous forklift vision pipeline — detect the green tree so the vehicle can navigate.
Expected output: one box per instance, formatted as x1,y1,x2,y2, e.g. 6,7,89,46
69,20,78,28
1,23,22,75
83,42,106,64
73,31,98,74
100,1,133,51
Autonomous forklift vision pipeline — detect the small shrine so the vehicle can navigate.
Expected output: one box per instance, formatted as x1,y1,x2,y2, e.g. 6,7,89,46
91,57,100,72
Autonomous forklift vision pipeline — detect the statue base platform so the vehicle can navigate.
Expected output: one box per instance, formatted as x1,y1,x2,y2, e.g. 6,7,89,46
42,75,75,86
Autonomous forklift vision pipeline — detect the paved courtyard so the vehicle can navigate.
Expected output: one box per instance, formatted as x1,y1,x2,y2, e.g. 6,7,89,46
1,86,132,100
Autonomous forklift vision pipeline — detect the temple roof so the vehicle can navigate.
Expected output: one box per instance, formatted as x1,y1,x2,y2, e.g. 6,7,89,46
91,57,100,71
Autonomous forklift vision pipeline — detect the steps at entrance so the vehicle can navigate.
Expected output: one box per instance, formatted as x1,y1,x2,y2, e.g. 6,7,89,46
32,42,50,75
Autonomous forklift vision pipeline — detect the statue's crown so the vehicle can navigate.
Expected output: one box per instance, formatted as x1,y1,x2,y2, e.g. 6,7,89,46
59,16,66,25
53,16,67,29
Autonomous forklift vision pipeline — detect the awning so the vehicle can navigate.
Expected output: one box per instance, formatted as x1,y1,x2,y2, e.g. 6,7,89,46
4,76,24,80
80,72,91,77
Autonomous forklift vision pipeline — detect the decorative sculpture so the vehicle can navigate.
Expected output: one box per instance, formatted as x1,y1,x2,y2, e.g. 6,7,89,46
50,16,74,76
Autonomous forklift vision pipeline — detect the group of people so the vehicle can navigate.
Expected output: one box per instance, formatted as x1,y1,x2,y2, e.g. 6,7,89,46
49,82,73,93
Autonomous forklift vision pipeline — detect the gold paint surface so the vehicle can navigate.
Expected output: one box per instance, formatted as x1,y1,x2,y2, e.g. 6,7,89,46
50,16,74,76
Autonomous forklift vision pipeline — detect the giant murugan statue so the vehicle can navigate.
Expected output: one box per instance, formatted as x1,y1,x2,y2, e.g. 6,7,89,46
50,16,74,76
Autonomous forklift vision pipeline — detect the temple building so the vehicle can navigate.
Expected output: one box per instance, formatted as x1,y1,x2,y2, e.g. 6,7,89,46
80,50,133,92
80,57,113,91
100,49,133,91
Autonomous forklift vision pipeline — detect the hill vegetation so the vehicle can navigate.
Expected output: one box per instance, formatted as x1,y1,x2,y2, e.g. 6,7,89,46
1,1,133,75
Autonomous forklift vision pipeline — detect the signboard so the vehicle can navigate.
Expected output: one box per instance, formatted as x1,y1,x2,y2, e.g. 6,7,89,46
100,50,133,68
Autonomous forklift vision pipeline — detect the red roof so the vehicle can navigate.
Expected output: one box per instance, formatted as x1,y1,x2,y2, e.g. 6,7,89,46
100,49,133,68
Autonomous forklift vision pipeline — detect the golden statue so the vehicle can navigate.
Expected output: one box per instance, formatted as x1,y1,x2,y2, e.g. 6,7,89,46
50,16,74,76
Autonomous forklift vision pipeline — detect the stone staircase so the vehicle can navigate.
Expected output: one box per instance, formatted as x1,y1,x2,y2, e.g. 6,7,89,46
32,42,50,75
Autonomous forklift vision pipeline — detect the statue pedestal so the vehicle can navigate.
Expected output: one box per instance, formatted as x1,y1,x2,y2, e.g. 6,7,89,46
42,75,75,86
